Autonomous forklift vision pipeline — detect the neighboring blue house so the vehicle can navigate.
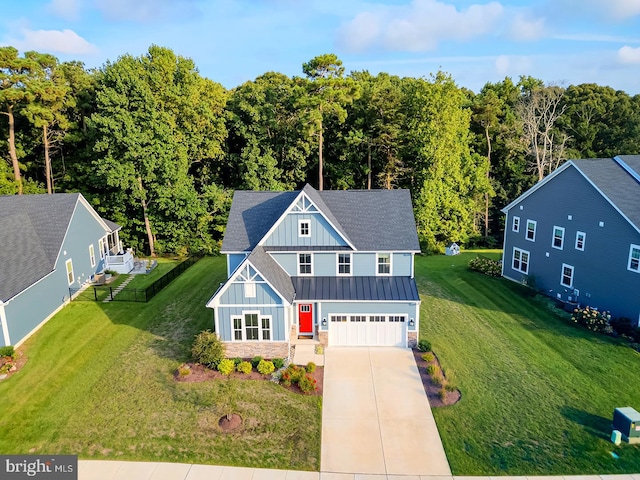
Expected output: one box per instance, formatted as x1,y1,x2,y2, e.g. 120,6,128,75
502,155,640,326
0,193,134,348
207,184,421,358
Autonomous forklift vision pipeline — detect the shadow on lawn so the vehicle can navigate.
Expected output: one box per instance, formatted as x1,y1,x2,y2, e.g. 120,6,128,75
561,406,611,440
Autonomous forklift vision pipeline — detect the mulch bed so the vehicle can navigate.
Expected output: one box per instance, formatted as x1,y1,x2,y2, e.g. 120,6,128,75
174,361,324,396
0,351,27,380
412,348,461,407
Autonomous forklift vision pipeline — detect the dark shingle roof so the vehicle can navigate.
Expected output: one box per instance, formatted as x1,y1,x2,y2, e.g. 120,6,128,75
246,247,295,303
102,218,121,232
221,185,420,252
292,276,420,301
0,194,80,301
573,157,640,229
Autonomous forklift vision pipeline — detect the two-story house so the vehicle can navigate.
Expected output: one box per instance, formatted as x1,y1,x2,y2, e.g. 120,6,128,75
501,155,640,326
0,193,133,348
206,184,421,358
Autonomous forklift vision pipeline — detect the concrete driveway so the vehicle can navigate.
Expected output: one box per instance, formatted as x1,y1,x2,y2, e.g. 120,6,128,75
321,347,452,476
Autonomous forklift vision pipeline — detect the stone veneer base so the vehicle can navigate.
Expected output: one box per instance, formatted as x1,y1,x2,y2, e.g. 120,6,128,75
223,342,290,359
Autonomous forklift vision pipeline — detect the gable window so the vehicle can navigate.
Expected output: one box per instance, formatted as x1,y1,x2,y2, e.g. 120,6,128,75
244,282,256,298
298,253,312,275
526,220,537,241
575,231,586,251
561,264,574,287
512,247,529,274
377,253,391,275
337,253,351,275
89,244,96,268
552,226,565,249
628,244,640,272
299,219,310,238
512,216,520,232
65,259,74,285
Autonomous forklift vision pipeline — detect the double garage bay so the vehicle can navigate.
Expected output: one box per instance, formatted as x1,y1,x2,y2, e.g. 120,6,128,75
328,314,407,347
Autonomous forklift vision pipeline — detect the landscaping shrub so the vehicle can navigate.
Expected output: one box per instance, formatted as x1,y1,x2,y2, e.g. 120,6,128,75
571,306,613,333
431,370,445,387
314,345,324,355
288,365,305,383
217,359,235,375
280,370,292,387
468,256,502,277
306,361,316,373
611,317,639,340
191,330,225,368
0,346,14,358
251,356,264,368
298,374,317,394
232,357,243,366
438,387,447,401
237,361,252,374
443,368,457,391
421,352,435,362
427,364,441,376
417,339,432,352
177,365,191,376
257,359,275,375
272,358,285,369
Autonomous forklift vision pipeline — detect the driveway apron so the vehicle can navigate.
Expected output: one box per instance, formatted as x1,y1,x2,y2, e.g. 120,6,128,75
321,347,451,476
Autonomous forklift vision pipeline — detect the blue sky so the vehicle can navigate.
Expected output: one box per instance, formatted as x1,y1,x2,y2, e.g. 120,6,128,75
2,0,640,93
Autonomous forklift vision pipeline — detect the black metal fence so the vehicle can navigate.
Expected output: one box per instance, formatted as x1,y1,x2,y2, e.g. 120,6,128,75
70,256,201,303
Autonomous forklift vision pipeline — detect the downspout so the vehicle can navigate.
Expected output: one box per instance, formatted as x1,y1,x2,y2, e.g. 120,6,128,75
0,301,11,347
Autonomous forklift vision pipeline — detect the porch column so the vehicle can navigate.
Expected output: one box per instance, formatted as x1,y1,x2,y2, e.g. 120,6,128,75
0,301,11,347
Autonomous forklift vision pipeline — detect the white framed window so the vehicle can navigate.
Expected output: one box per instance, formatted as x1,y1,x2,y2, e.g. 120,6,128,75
526,220,537,241
299,219,310,238
350,315,366,322
330,315,348,322
244,282,256,298
65,259,74,285
561,263,574,287
377,253,391,275
300,304,311,313
575,231,586,251
337,253,351,275
298,253,312,275
232,312,271,341
369,315,385,322
512,247,529,274
389,315,406,322
628,244,640,273
89,244,96,268
98,238,105,259
552,226,565,250
512,216,520,232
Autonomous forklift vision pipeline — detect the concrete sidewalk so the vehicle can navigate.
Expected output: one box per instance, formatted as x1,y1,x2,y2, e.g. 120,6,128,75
78,461,640,480
321,347,451,476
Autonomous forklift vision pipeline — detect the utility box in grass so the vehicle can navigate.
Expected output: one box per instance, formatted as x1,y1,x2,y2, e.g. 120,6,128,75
613,407,640,444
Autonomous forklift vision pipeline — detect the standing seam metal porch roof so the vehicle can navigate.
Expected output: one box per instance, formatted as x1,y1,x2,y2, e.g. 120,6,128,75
291,276,420,302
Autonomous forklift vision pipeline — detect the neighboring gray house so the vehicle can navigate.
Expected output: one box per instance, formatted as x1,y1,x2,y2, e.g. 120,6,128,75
207,184,421,358
502,155,640,326
0,193,133,348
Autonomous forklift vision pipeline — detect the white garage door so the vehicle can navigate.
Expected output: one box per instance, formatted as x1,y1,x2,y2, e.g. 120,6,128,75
329,314,407,347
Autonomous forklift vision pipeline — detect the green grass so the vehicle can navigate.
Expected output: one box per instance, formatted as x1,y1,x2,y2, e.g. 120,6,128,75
124,257,182,290
0,256,321,470
417,251,640,475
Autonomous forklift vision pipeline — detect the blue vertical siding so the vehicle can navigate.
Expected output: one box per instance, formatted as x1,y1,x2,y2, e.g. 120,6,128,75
270,253,298,276
227,254,247,275
392,253,412,276
219,282,282,305
353,253,376,276
314,253,335,276
503,165,640,322
216,306,286,341
262,213,347,247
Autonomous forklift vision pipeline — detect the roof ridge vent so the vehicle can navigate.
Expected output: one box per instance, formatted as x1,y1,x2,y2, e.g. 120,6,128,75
613,156,640,185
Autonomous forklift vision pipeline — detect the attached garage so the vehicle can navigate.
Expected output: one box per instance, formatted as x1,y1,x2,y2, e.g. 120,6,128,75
329,314,407,347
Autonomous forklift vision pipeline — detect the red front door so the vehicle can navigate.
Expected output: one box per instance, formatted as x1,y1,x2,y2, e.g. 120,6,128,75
299,304,313,334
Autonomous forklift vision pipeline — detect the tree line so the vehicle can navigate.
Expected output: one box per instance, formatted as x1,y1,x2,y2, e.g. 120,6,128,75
2,45,639,255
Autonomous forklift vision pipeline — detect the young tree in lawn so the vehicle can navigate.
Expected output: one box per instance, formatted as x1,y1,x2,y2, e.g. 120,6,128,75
298,54,359,190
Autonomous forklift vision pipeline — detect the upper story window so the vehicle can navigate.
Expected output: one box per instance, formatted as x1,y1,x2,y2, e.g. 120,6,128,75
552,226,565,250
377,253,391,275
337,253,351,275
299,219,310,238
512,247,529,274
512,216,520,232
561,264,574,288
575,231,586,251
526,220,536,241
628,244,640,273
89,244,96,268
298,253,312,275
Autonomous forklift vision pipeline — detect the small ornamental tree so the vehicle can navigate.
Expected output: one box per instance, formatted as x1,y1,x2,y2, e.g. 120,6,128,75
191,330,225,368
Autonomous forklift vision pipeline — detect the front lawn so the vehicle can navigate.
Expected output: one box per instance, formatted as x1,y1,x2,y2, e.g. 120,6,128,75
0,256,321,470
417,251,640,475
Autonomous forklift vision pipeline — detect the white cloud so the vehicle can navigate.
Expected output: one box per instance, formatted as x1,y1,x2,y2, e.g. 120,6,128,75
618,46,640,64
507,13,545,41
338,0,504,52
6,28,98,55
494,54,534,77
47,0,82,21
94,0,202,22
592,0,640,19
553,0,640,20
